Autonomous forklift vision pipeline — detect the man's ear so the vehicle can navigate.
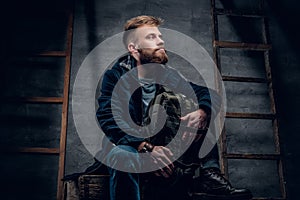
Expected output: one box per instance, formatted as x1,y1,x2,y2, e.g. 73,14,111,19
128,42,139,54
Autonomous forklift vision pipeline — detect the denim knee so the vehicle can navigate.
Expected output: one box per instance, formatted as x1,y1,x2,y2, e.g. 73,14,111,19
106,145,141,173
201,144,220,169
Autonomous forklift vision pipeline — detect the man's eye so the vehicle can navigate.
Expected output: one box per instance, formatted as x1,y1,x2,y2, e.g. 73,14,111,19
147,34,155,40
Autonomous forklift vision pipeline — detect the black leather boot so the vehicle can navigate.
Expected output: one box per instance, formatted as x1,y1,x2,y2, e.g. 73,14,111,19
193,168,252,200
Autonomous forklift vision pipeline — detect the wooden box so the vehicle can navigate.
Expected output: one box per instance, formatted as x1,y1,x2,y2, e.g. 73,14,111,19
78,175,110,200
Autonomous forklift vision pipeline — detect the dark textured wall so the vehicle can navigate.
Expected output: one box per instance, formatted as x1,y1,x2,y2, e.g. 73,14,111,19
0,0,299,199
266,1,300,198
0,1,68,199
66,0,214,173
66,0,300,199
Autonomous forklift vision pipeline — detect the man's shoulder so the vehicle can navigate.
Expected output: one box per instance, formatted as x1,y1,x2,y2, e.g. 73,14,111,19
104,54,133,74
104,62,127,78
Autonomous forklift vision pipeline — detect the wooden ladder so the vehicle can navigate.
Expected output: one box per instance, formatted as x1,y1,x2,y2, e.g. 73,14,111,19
210,0,286,199
0,1,74,199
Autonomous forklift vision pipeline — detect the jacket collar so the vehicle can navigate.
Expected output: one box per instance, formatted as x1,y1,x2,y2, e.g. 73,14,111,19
118,53,137,71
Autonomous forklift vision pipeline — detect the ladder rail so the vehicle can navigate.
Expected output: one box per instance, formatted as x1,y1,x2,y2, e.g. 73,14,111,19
211,0,229,177
1,1,74,199
210,0,287,199
260,1,287,197
56,3,74,200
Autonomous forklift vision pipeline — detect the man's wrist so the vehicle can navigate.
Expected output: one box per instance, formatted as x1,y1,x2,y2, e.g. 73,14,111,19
137,142,146,152
138,141,154,153
144,142,154,152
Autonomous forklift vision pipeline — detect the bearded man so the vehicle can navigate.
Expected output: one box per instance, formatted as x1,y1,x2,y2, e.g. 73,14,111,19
96,15,252,200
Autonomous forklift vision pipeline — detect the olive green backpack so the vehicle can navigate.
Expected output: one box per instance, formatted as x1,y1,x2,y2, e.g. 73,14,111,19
144,86,206,168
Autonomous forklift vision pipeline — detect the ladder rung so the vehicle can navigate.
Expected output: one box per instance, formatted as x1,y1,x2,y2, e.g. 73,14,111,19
222,75,266,83
226,112,275,119
7,51,67,60
215,8,264,18
214,40,271,51
0,147,60,154
34,51,67,57
2,97,64,104
225,153,281,160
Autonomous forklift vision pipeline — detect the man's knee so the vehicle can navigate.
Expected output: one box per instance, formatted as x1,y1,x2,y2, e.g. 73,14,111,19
106,145,141,172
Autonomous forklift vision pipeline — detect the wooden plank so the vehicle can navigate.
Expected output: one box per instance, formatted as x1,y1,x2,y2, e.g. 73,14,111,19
79,175,110,200
2,97,63,104
222,75,266,83
34,51,67,57
211,0,228,178
0,147,60,154
224,153,281,160
12,51,67,57
226,112,275,119
214,40,271,51
57,4,74,200
215,8,264,18
261,14,287,199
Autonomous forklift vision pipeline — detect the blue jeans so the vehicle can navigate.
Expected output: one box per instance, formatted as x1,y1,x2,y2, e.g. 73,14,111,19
106,144,220,200
106,145,141,200
201,144,220,170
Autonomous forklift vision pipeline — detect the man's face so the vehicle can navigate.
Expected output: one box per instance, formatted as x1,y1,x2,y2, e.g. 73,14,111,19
134,26,168,64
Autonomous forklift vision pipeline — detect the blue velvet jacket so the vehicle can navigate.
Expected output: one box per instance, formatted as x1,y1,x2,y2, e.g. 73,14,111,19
96,54,212,151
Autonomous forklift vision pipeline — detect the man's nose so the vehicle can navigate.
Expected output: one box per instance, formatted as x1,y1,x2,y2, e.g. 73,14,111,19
157,37,164,46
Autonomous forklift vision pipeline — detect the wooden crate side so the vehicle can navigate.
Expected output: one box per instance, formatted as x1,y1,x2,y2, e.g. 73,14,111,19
78,175,110,200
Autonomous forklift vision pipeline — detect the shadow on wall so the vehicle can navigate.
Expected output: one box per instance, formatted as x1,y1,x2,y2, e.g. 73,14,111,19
219,0,300,199
83,0,98,51
266,1,300,199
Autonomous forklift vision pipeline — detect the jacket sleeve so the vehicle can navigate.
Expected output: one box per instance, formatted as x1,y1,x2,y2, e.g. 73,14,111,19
96,69,145,149
190,82,221,117
190,82,211,115
191,83,222,119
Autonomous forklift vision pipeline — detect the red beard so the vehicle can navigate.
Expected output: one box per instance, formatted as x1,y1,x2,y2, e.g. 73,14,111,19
138,48,169,65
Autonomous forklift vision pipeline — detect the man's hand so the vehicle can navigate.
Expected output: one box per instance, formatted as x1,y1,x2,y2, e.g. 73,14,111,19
151,146,174,178
180,109,207,142
138,142,174,178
